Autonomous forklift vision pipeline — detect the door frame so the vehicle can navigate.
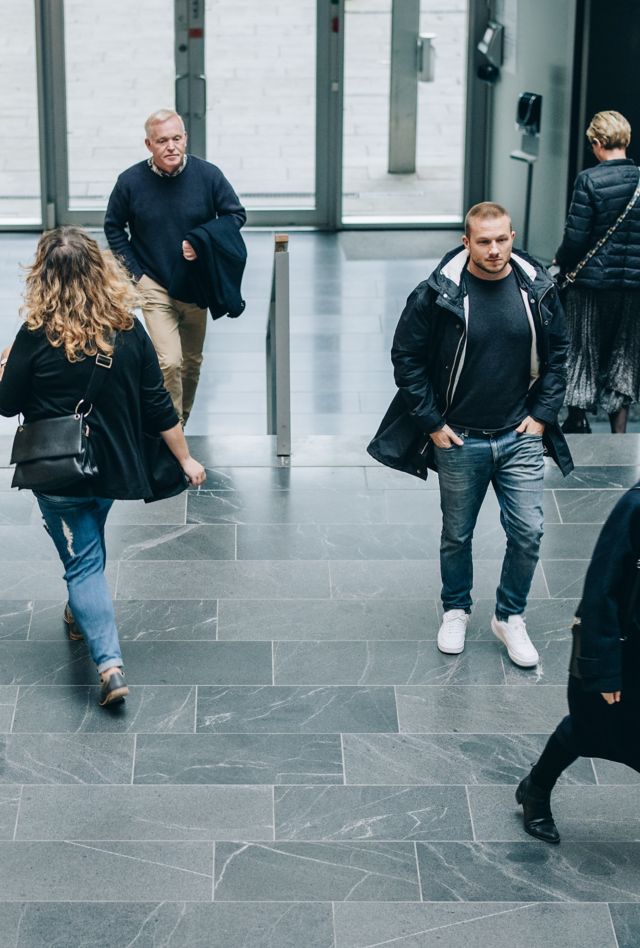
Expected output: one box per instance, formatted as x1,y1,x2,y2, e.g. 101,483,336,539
14,0,487,232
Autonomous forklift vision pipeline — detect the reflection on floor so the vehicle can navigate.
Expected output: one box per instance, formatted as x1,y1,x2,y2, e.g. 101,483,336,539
0,233,638,945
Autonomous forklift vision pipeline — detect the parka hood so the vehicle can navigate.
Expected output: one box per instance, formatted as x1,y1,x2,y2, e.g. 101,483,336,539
427,245,552,301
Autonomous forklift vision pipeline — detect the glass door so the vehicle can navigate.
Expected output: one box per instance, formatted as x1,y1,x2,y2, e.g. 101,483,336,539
34,0,335,228
63,0,175,216
0,1,41,226
205,0,319,223
341,0,468,224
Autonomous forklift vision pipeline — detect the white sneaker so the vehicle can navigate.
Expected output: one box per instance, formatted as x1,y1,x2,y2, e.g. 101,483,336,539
491,614,539,667
437,609,469,654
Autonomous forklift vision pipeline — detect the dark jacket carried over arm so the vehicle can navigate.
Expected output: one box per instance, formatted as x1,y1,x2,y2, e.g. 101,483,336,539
167,216,247,318
367,246,573,479
575,485,640,693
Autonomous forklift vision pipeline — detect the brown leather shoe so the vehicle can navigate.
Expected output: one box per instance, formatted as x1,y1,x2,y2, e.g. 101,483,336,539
99,669,129,706
63,603,83,641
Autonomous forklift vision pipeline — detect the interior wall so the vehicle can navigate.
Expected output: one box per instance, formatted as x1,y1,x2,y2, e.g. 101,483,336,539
580,0,640,170
486,0,577,262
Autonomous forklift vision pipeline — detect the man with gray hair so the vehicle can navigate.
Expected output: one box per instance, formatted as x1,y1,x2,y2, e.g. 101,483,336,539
105,109,246,424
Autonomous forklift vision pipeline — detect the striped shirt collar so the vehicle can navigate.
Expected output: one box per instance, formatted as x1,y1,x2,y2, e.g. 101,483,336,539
147,154,188,178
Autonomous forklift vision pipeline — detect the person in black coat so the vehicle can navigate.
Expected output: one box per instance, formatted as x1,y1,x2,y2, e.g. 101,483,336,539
555,110,640,434
516,483,640,843
0,227,206,706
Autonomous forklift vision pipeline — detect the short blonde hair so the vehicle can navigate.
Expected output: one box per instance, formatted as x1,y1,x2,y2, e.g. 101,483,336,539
144,109,185,138
586,111,631,150
464,202,512,237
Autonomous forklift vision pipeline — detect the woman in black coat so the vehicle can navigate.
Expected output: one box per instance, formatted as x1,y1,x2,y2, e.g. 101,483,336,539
0,227,206,706
516,483,640,843
555,110,640,433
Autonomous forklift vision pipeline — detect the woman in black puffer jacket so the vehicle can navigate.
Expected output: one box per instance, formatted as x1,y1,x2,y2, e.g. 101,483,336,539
555,111,640,433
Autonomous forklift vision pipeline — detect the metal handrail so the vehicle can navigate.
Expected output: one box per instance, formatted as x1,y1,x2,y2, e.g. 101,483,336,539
266,233,291,457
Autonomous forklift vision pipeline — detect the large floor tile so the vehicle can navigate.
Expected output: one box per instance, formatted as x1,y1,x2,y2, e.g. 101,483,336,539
333,902,618,948
0,734,134,784
200,465,367,491
593,759,640,785
461,598,578,641
0,786,20,840
12,685,196,733
196,686,399,733
0,841,212,901
134,733,344,784
0,561,116,599
329,560,548,600
342,733,595,786
106,494,187,525
0,641,272,686
275,785,472,841
187,488,387,524
541,559,590,599
553,488,627,523
610,903,640,948
218,598,438,640
542,465,640,489
416,841,640,901
109,641,272,686
0,902,336,948
273,641,507,685
104,523,236,560
0,601,31,640
396,685,568,733
469,784,640,842
117,560,331,599
213,841,421,901
16,785,273,841
29,598,218,642
237,522,443,560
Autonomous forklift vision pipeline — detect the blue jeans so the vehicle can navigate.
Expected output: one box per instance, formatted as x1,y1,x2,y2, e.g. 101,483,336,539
35,494,122,673
434,428,545,619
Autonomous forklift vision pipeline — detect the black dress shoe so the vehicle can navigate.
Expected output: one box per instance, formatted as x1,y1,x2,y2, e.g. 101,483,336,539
99,669,129,706
63,603,83,641
515,774,560,844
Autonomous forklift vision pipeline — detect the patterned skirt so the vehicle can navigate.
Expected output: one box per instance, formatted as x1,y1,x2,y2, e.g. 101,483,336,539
563,286,640,413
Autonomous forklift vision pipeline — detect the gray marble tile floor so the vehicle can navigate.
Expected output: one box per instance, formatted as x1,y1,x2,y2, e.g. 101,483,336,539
0,234,638,945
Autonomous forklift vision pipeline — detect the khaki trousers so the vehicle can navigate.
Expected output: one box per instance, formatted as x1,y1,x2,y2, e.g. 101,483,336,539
138,274,207,424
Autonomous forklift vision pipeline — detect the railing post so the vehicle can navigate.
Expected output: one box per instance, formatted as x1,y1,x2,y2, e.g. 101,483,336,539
266,233,291,458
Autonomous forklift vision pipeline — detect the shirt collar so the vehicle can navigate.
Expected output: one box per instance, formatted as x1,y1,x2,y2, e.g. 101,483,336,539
148,154,188,178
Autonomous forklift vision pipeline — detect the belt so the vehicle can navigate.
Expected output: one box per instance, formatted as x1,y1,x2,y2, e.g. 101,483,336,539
452,425,517,440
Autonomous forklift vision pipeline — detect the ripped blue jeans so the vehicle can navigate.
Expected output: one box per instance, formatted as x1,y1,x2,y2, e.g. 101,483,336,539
35,494,122,673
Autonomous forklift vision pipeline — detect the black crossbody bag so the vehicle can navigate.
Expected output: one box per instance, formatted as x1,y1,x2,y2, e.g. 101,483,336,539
10,351,113,491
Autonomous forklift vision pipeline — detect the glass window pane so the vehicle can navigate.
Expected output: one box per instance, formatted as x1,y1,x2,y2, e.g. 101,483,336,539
65,0,174,211
0,1,41,224
205,0,316,210
342,0,467,221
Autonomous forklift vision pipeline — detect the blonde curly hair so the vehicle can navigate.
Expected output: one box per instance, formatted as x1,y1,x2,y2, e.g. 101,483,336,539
22,227,137,362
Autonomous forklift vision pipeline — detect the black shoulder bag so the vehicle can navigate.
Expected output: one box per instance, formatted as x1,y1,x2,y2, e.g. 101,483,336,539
10,351,113,492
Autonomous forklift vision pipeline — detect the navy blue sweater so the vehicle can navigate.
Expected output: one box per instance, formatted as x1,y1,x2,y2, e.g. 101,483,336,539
104,157,246,296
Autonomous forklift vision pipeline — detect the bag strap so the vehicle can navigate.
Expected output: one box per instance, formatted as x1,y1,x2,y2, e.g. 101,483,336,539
76,346,114,415
559,169,640,290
